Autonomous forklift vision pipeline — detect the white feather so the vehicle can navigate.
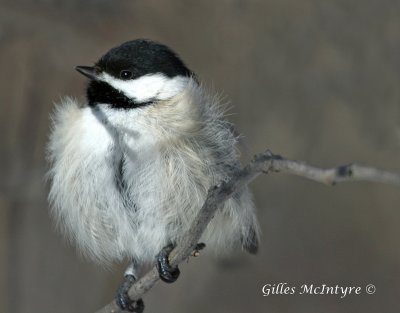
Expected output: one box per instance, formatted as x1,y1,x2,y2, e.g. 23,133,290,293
47,78,260,267
100,72,191,103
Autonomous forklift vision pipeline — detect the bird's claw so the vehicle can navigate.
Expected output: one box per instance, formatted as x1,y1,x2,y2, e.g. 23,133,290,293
156,244,180,283
116,274,144,313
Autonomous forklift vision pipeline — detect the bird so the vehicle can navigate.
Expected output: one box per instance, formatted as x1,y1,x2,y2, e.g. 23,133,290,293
47,39,260,312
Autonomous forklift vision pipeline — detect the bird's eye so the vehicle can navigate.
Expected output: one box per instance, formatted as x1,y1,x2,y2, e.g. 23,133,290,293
120,70,133,80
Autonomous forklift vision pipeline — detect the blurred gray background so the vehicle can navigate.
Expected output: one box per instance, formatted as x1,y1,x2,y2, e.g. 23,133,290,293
1,0,400,312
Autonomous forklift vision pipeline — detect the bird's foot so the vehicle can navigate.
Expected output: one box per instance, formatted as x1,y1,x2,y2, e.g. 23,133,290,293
116,274,144,313
156,244,180,283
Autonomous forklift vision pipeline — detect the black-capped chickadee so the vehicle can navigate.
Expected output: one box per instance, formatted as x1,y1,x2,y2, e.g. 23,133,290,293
47,39,259,312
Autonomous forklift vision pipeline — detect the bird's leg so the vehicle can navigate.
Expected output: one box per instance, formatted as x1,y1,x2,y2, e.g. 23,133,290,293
116,262,144,313
156,244,180,283
156,242,206,283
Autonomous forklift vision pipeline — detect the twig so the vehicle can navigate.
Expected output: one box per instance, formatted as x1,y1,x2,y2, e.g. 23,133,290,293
94,150,400,313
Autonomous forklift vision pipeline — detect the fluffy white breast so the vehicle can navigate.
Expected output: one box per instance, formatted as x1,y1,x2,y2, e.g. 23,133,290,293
47,83,260,264
100,72,191,103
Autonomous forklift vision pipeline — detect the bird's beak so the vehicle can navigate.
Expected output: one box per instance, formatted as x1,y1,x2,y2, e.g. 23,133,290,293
75,66,99,81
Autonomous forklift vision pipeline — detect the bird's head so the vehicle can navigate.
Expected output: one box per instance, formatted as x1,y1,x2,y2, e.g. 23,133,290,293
76,39,194,110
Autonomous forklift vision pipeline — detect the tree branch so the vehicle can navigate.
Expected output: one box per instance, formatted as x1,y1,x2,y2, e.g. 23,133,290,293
94,150,400,313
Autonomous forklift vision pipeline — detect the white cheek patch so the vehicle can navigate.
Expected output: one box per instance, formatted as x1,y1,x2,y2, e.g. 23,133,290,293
100,72,190,103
